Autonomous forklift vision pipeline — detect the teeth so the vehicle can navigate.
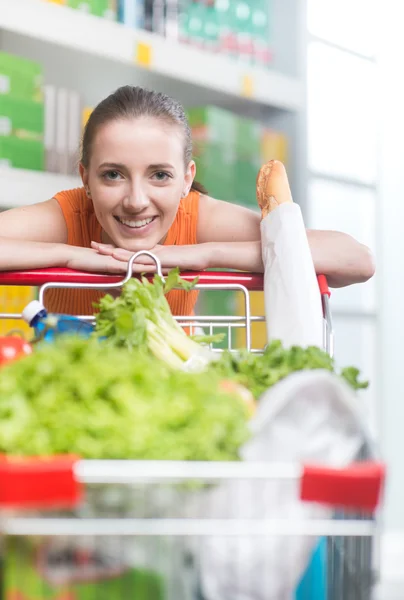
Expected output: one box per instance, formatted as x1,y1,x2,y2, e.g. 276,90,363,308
118,216,154,228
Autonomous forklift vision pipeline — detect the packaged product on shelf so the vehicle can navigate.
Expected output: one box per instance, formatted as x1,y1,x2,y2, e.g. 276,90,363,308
67,90,82,175
55,87,69,174
193,145,236,203
44,86,83,175
0,137,44,171
166,0,180,38
234,0,254,64
261,129,288,164
118,0,145,29
67,0,91,12
91,0,118,19
0,96,44,137
181,0,206,48
188,105,289,207
0,95,44,170
216,0,237,58
44,84,57,172
67,0,117,18
203,0,220,52
0,286,35,337
187,105,238,148
0,52,43,102
151,0,166,35
82,106,93,129
251,0,272,66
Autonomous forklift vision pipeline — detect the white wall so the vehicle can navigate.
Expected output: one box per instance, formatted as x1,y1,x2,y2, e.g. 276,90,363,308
379,2,404,532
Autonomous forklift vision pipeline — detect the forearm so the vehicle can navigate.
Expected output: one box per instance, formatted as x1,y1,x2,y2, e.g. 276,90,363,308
204,234,375,288
205,241,263,272
0,238,72,271
306,230,375,288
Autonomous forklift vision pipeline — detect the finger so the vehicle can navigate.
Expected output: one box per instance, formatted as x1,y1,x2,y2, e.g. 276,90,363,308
101,258,155,275
97,241,116,249
111,248,135,261
96,245,117,257
112,249,156,265
131,264,156,274
91,241,115,250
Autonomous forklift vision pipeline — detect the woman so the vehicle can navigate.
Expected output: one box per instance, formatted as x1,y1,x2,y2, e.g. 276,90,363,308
0,86,374,315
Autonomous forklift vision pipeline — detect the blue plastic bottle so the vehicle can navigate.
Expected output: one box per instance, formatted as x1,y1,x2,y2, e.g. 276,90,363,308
22,301,94,342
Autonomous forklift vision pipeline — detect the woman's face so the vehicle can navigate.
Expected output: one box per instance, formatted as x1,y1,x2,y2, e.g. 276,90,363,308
80,116,195,251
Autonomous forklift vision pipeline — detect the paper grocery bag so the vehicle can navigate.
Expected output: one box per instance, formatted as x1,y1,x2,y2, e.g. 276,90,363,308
261,203,324,348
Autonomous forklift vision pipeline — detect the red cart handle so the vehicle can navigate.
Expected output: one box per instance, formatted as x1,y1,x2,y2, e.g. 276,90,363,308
0,455,82,509
0,456,383,511
301,461,385,513
0,268,330,294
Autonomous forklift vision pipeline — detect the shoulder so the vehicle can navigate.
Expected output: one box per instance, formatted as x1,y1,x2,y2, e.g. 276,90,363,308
53,187,99,246
53,187,92,214
178,189,200,216
197,195,261,243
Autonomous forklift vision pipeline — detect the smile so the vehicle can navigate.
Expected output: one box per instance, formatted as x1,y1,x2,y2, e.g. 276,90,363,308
114,215,156,229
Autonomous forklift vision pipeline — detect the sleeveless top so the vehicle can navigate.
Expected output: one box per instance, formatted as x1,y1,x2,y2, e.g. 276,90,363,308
46,188,200,316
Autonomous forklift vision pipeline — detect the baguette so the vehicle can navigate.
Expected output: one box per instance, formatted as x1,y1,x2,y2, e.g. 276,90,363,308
256,160,293,219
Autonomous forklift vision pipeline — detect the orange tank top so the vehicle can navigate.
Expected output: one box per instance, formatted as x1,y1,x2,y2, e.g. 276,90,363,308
46,188,200,317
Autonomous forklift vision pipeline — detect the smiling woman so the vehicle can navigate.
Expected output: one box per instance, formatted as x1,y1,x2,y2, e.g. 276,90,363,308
0,85,374,316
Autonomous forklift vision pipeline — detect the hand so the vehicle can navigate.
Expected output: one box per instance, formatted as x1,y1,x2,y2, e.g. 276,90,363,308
66,246,157,275
91,242,212,273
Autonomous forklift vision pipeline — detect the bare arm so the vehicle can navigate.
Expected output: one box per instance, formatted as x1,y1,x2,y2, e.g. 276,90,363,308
197,195,375,287
0,200,145,274
0,199,70,270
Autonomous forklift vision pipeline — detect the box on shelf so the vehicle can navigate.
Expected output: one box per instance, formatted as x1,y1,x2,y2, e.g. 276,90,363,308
188,106,239,149
0,52,43,102
251,0,273,66
261,128,288,164
0,286,35,337
67,0,117,18
67,0,91,12
178,0,273,65
118,0,145,28
92,0,118,19
0,96,44,170
145,0,166,35
0,96,44,138
44,85,83,175
188,106,286,163
0,137,44,170
189,105,288,207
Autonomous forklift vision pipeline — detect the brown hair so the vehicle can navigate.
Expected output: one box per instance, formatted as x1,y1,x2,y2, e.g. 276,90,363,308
81,85,207,195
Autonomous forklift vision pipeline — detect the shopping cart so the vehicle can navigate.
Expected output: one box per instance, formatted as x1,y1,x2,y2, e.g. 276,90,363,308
0,254,384,600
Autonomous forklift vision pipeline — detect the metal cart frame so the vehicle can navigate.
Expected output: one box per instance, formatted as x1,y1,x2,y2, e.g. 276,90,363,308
0,253,383,600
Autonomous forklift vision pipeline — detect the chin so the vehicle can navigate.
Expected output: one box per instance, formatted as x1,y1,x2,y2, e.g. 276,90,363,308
120,239,158,253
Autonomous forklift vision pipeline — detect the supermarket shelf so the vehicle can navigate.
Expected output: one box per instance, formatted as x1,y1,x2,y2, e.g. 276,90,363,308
0,0,303,112
0,168,81,209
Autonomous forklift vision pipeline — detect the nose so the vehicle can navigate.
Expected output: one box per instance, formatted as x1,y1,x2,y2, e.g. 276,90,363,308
122,180,150,213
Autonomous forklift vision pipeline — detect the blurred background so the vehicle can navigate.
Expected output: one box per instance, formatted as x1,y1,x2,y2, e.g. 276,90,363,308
0,0,402,594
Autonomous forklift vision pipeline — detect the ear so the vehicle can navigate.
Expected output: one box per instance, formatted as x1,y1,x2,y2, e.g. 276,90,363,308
79,162,88,188
79,163,92,198
183,160,196,196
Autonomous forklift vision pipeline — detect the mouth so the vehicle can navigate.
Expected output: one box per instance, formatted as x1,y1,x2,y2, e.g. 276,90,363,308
113,215,157,231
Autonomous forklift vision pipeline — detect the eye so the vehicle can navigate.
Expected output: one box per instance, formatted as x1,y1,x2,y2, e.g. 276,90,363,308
103,170,122,181
152,171,171,182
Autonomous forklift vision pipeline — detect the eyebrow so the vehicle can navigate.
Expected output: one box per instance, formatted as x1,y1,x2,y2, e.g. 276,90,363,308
148,163,175,170
98,162,175,171
98,162,126,170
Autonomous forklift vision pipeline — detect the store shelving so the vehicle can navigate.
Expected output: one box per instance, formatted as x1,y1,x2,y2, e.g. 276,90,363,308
0,0,303,111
